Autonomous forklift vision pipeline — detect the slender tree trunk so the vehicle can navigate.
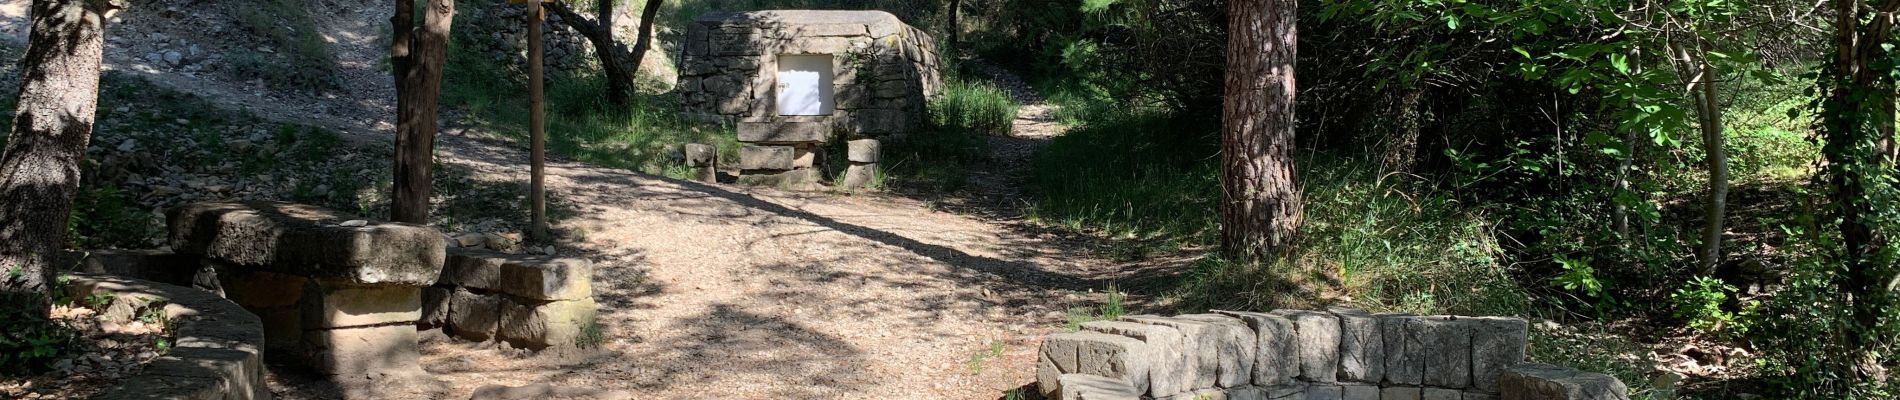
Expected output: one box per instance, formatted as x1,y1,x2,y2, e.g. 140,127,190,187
550,0,662,106
948,0,962,47
0,0,114,316
390,0,456,224
529,1,549,243
1219,0,1301,262
1379,87,1423,176
1691,43,1728,277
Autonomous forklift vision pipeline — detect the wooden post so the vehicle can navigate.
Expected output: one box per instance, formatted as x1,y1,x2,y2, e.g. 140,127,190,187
528,0,549,243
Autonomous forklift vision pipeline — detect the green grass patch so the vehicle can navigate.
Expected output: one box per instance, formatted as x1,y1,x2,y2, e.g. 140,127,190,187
929,78,1018,136
441,22,738,176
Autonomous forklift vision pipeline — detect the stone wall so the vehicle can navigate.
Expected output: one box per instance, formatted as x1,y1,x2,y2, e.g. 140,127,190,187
420,248,599,350
65,273,269,400
677,10,942,189
1038,309,1630,400
459,2,677,87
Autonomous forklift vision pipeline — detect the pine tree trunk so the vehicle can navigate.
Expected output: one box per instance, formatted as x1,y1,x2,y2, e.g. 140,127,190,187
1219,0,1301,262
390,0,455,224
0,0,114,316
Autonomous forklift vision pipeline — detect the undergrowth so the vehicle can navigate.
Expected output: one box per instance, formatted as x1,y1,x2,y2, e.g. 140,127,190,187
230,0,339,91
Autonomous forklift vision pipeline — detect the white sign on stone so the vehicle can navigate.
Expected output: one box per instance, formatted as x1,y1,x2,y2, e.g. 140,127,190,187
775,54,835,116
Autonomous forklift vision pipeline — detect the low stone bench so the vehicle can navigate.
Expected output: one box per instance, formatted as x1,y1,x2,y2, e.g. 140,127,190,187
1037,309,1629,400
64,273,269,400
421,248,597,349
166,201,446,377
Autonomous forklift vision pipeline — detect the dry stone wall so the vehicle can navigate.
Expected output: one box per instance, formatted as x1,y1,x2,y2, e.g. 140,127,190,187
1038,309,1630,400
678,10,942,189
420,248,599,349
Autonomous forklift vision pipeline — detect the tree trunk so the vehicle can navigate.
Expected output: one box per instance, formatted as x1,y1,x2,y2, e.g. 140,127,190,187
1219,0,1301,262
1685,42,1728,277
529,1,549,243
390,0,455,224
0,0,114,316
1826,0,1900,383
948,0,961,47
550,0,663,106
1378,87,1422,176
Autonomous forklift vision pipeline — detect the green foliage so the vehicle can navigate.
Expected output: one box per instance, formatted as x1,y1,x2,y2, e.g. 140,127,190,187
1026,110,1218,247
1063,284,1125,331
231,0,339,91
66,186,154,249
0,276,75,376
928,78,1019,136
1669,276,1752,337
576,315,606,349
441,24,739,175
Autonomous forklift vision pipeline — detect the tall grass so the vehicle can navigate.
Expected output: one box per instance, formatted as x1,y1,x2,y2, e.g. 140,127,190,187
440,24,738,176
928,78,1018,136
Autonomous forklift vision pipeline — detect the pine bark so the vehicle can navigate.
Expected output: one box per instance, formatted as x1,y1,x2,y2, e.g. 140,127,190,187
1219,0,1302,261
390,0,455,224
0,0,114,315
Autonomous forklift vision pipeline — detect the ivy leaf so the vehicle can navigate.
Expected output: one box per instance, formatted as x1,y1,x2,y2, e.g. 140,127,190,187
1610,53,1630,74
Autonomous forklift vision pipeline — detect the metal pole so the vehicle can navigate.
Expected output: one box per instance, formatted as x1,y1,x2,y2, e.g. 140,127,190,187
528,0,549,244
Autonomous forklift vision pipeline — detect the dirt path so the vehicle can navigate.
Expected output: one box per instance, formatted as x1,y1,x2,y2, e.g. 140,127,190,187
0,2,1147,398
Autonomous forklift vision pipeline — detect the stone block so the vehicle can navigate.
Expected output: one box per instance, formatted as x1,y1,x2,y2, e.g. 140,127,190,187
847,139,880,163
1380,387,1420,400
739,145,798,170
167,201,446,286
1329,308,1385,383
684,143,717,167
1498,363,1629,400
496,255,592,301
420,286,450,328
1381,314,1424,386
792,147,817,169
1237,384,1311,400
797,23,869,37
737,122,832,144
1082,320,1190,397
448,289,503,341
1415,316,1473,389
443,248,505,290
1036,331,1152,398
1470,317,1529,392
1341,384,1380,400
1175,313,1257,388
220,270,306,309
1305,385,1343,400
499,297,598,349
299,280,421,329
301,324,419,375
1274,310,1341,383
1122,315,1217,390
1160,388,1228,400
736,168,821,190
840,164,877,189
1219,310,1298,386
1057,373,1143,400
847,109,908,135
1462,392,1496,400
711,32,763,56
1421,388,1461,400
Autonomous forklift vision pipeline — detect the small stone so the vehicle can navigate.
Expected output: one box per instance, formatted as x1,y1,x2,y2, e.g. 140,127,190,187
117,139,136,152
164,50,183,65
338,219,368,227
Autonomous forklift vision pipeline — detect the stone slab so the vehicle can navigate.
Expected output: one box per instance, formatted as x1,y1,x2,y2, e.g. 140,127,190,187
167,201,446,286
1176,313,1257,388
1082,320,1190,397
1421,388,1461,400
1274,310,1341,383
1123,315,1218,391
1470,317,1529,392
1462,392,1496,400
449,289,503,342
739,145,798,170
443,248,504,290
1499,363,1630,400
684,143,717,167
737,122,831,144
1341,384,1380,400
840,164,877,189
1219,310,1298,386
1380,387,1421,400
1306,385,1343,400
736,168,821,190
301,324,420,375
496,255,593,301
1330,308,1384,383
1057,373,1143,400
1037,331,1153,397
1380,314,1424,386
1415,316,1473,389
299,280,421,329
1160,388,1228,400
499,297,598,349
847,138,881,163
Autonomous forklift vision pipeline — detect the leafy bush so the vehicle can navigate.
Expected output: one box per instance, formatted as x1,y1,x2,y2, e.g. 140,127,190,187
66,186,155,249
1669,276,1752,336
928,78,1019,136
